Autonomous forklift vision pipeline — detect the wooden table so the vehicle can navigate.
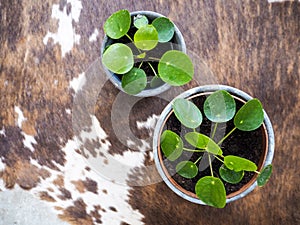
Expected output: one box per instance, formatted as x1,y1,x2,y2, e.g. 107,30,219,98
1,1,299,224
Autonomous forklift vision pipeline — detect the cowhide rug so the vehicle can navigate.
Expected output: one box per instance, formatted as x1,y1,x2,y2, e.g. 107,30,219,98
1,1,299,225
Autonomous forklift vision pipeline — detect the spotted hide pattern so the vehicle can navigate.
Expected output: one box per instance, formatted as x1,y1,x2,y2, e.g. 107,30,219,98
1,1,300,225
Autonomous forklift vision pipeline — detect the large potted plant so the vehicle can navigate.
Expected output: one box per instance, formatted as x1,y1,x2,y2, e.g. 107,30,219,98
101,9,194,97
153,85,275,208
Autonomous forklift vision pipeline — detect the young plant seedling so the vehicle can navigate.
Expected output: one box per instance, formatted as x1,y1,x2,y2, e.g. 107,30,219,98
160,90,273,208
102,9,194,95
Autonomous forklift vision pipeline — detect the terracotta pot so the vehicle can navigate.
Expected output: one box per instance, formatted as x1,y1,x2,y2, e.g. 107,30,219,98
153,85,275,205
101,11,186,97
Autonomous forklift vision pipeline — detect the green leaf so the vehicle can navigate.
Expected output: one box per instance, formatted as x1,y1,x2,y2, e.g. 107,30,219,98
176,161,198,179
172,98,202,129
158,50,194,86
224,155,257,172
257,164,273,187
133,14,149,29
185,132,222,155
234,99,264,131
121,68,147,95
204,90,236,123
102,43,134,74
104,9,131,39
136,52,146,59
195,176,226,208
152,17,175,42
160,130,183,161
134,25,158,51
219,164,244,184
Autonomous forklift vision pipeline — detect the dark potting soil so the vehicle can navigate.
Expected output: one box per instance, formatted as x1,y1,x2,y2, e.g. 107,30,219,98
161,94,265,195
104,14,180,88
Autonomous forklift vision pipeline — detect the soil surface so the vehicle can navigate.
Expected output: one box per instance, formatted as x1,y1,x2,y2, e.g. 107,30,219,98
161,94,265,195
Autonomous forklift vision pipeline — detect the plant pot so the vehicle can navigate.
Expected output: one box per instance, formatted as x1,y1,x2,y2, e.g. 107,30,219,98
153,84,275,205
101,11,187,97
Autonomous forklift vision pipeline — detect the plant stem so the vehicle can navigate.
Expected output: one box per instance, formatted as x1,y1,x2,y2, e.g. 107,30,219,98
183,147,205,153
148,56,161,61
194,156,202,164
254,171,260,174
214,155,225,164
147,62,158,76
125,34,134,42
138,61,143,69
217,127,237,146
208,153,214,177
211,123,218,139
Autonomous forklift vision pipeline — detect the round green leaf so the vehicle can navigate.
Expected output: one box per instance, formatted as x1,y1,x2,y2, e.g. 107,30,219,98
195,176,226,208
172,98,202,129
133,14,149,29
152,17,175,42
160,130,183,161
257,164,273,187
185,132,222,155
219,164,244,184
102,43,134,74
224,155,257,172
134,25,158,51
204,90,236,123
158,50,194,86
104,9,131,39
234,98,264,131
176,161,198,179
121,68,147,95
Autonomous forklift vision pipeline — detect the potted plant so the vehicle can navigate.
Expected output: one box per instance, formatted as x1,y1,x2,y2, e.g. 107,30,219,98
101,9,194,97
153,85,275,208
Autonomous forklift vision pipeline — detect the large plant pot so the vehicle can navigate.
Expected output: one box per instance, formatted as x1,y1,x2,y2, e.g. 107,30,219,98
101,11,186,97
153,85,275,205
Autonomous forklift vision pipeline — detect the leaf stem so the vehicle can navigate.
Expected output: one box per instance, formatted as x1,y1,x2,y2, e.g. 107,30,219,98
183,147,205,153
194,156,202,164
138,61,143,69
147,62,158,76
148,56,161,61
211,122,218,139
208,153,214,177
125,33,134,42
217,127,237,146
214,155,224,164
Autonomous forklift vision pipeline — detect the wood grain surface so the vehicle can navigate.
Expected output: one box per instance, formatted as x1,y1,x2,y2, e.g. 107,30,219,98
0,1,299,225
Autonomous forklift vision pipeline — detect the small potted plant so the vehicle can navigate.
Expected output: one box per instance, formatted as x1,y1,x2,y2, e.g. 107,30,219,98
153,85,275,208
101,9,194,97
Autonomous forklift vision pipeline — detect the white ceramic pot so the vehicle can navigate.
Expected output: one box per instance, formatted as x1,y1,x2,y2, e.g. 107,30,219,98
153,84,275,205
101,11,186,97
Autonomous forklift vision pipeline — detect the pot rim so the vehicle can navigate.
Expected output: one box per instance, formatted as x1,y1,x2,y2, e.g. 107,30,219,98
100,10,186,97
153,84,275,205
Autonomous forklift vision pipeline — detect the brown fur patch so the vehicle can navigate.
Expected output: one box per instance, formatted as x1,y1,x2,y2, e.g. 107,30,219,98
40,191,56,202
59,198,94,225
1,160,50,189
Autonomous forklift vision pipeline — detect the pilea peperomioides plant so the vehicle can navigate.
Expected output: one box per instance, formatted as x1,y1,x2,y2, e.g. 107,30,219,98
102,9,194,95
160,90,273,208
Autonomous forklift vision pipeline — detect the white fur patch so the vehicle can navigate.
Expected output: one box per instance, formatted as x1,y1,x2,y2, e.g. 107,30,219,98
14,106,26,128
29,115,145,224
43,0,82,57
69,72,86,93
89,28,99,42
14,106,37,152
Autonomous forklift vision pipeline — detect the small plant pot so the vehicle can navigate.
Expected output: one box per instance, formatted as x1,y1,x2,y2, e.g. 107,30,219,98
101,11,186,97
153,85,275,205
